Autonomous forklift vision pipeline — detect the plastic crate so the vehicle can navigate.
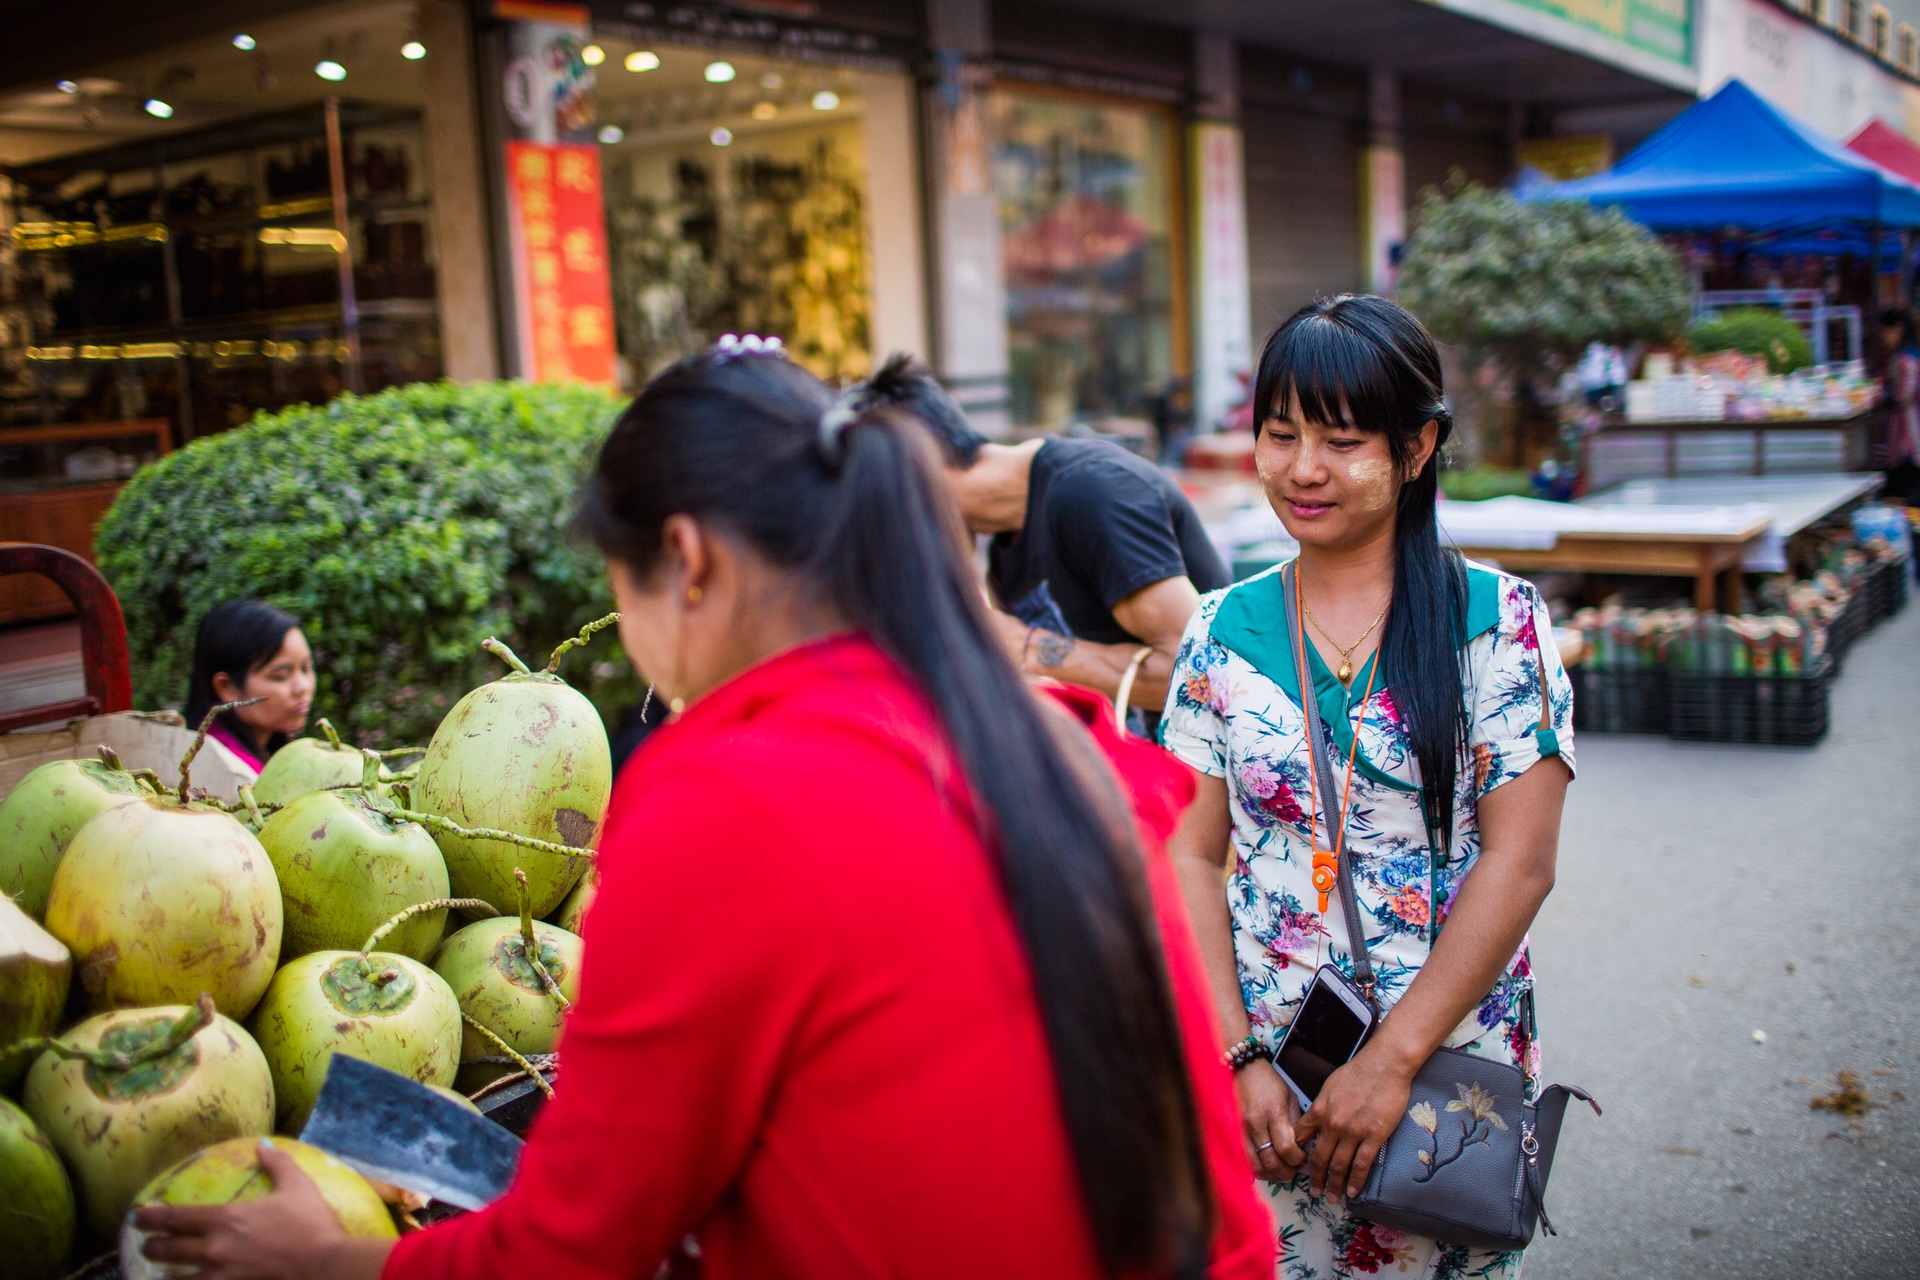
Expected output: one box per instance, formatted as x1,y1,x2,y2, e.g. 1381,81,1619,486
1666,658,1833,747
1570,666,1668,735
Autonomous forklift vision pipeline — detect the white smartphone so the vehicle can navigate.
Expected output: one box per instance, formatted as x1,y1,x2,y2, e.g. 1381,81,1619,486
1274,964,1378,1110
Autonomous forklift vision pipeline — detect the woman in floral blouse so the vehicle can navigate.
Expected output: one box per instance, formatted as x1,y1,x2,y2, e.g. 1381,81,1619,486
1164,295,1575,1280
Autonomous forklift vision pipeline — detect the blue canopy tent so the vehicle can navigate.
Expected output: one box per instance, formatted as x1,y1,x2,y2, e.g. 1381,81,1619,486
1528,77,1920,270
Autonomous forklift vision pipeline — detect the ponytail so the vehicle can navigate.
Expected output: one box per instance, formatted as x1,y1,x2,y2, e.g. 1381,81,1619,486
578,350,1213,1277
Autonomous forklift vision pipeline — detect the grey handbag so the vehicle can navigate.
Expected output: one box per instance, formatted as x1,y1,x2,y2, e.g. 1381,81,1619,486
1282,562,1599,1252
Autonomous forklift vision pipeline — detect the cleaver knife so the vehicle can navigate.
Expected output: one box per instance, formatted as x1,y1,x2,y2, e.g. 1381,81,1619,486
299,1054,524,1211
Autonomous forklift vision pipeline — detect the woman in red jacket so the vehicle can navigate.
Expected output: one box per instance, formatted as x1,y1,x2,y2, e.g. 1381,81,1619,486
135,344,1272,1280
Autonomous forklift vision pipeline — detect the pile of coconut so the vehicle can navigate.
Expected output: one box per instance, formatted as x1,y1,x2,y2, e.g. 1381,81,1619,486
0,620,614,1278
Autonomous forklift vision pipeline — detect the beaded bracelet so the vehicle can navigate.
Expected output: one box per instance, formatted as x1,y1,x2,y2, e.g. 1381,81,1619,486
1222,1035,1270,1071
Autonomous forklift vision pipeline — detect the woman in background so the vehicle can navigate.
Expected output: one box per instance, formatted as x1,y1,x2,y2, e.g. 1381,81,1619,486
1878,306,1920,507
183,599,315,772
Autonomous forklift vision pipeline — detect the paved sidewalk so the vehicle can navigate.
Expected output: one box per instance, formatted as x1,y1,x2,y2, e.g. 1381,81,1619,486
1525,597,1920,1278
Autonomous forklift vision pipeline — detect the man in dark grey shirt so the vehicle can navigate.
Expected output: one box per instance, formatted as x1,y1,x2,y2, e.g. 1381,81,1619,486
859,355,1228,720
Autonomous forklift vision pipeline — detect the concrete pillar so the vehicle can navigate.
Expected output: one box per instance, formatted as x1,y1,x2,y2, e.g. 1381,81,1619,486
858,71,930,366
1188,32,1253,434
1359,68,1405,296
417,0,500,381
922,0,1010,435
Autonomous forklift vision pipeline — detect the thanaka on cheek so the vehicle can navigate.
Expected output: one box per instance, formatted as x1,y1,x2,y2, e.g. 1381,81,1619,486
1345,457,1395,513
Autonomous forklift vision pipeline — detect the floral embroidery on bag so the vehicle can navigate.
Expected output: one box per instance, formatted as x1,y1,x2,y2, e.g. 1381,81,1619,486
1410,1083,1508,1182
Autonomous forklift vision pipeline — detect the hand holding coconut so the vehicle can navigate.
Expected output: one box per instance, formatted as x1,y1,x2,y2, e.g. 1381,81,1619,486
130,1138,393,1280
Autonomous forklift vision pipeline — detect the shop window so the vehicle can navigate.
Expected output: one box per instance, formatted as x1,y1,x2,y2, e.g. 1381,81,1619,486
593,43,874,383
1842,0,1864,40
1901,22,1918,70
1871,4,1892,56
1805,0,1828,23
990,89,1181,431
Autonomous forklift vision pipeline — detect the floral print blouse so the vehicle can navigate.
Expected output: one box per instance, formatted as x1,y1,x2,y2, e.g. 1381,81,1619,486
1160,560,1575,1054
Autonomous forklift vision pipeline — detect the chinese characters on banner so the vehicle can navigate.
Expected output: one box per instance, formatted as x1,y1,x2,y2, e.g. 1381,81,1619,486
506,140,616,385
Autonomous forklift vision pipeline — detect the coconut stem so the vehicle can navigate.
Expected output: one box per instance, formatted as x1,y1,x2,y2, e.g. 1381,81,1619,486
318,717,343,750
238,784,263,828
461,1014,555,1100
482,637,532,676
362,898,499,954
545,612,621,674
514,868,571,1012
360,748,384,791
385,808,592,862
377,747,425,760
181,698,265,802
2,994,214,1073
129,768,166,795
96,744,124,772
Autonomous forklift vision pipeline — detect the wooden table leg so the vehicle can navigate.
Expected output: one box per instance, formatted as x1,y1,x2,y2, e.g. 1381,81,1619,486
1721,562,1744,614
1694,559,1717,613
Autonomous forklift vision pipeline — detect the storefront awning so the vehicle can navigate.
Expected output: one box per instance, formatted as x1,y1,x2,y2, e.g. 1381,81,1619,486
1532,79,1920,231
1846,119,1920,188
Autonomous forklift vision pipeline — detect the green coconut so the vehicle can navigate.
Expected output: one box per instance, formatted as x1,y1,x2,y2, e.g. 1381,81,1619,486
431,1084,483,1115
550,869,595,934
436,869,580,1092
0,896,71,1090
246,949,462,1134
0,753,148,918
22,999,274,1237
411,627,613,917
259,761,450,963
0,1096,74,1280
251,718,383,808
45,798,283,1020
122,1134,396,1280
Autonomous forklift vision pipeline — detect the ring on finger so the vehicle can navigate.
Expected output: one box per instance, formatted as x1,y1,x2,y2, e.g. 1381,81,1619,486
1255,1141,1275,1152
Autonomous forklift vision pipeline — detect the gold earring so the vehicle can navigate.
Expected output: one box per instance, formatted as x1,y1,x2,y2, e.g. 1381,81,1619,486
686,586,703,604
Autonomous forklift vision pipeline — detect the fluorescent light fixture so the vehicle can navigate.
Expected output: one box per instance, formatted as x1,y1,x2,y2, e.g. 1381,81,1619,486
752,101,777,120
811,89,839,111
143,98,174,118
597,124,624,144
704,60,735,83
259,227,346,251
315,59,347,81
401,41,426,60
625,50,659,72
580,44,604,66
710,126,733,146
232,33,256,51
56,79,78,93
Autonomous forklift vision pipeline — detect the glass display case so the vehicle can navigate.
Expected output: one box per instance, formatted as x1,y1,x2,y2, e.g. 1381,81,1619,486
0,100,441,446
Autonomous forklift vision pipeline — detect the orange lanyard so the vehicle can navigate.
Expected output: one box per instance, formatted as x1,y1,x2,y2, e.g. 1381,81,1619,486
1298,570,1382,917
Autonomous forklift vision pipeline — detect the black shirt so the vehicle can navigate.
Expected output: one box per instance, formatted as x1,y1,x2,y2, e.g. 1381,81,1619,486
987,438,1230,645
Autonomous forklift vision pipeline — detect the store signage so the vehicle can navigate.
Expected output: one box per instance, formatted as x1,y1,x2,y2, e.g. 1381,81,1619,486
505,141,618,386
1516,133,1615,179
1504,0,1692,66
1190,122,1251,433
587,1,914,69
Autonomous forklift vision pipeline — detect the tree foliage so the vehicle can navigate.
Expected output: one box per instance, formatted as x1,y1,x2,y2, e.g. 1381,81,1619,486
1398,181,1692,376
96,381,629,747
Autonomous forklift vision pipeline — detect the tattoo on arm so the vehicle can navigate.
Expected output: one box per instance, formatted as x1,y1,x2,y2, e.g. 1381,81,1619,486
1033,630,1076,668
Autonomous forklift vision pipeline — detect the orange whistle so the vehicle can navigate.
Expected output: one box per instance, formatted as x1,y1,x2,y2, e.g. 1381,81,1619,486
1311,849,1338,915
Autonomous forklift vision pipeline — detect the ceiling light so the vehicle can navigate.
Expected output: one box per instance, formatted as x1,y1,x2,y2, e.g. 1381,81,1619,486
710,126,733,146
143,98,174,118
401,41,426,60
811,89,839,111
315,59,347,81
232,34,256,51
597,123,624,144
56,79,78,94
625,50,659,72
580,43,604,66
704,60,735,83
752,101,777,120
760,72,782,89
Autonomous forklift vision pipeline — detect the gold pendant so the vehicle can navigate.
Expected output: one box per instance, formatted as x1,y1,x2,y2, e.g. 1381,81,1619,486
1338,659,1353,683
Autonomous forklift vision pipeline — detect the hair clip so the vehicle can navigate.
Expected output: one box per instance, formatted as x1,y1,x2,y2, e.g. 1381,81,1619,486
712,333,786,361
816,389,865,472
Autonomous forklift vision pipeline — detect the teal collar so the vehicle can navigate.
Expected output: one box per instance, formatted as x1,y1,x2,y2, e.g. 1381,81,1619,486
1209,562,1502,794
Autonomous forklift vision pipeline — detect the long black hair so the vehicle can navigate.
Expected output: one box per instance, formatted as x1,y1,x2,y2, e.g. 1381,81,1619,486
577,351,1212,1277
185,599,302,758
1253,295,1470,836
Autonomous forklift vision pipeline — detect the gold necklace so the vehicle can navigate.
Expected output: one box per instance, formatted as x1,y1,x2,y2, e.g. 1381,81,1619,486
1301,591,1391,683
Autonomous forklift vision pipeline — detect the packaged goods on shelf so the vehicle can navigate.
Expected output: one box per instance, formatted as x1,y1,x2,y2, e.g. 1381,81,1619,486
1621,359,1878,423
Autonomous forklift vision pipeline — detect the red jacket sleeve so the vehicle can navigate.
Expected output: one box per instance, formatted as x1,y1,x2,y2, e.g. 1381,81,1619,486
386,761,821,1280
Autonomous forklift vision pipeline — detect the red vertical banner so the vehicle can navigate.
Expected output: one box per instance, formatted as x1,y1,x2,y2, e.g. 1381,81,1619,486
506,141,617,386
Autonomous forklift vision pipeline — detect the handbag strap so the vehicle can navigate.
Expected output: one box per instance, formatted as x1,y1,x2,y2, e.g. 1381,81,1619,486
1285,561,1381,1015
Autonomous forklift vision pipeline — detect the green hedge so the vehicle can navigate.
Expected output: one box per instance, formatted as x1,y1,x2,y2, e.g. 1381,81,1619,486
96,381,630,746
1439,467,1534,502
1687,307,1815,374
